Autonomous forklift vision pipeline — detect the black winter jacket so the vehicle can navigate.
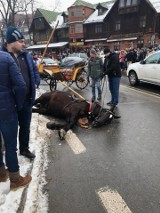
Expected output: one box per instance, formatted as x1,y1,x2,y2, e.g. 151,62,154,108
104,52,121,77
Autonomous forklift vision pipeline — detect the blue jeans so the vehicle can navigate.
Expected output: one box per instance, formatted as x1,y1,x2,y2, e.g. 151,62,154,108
18,99,32,152
91,78,102,98
108,77,121,105
0,113,19,172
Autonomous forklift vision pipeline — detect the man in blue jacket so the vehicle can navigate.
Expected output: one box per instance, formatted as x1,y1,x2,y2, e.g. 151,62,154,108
0,51,32,190
2,26,40,159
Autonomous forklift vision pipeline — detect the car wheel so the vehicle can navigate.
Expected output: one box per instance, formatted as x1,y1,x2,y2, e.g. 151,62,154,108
128,71,139,86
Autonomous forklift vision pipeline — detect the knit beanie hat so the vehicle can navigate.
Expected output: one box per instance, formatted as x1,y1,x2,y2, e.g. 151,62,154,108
90,48,97,55
103,48,110,54
5,26,24,43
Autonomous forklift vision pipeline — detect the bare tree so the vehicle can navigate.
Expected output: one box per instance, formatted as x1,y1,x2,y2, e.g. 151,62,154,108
0,0,37,26
23,0,38,42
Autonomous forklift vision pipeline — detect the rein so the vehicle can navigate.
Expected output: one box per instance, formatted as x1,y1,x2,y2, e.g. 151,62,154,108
63,99,86,110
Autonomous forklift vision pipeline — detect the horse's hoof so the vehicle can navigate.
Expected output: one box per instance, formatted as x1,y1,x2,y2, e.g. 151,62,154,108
46,122,54,129
58,129,66,140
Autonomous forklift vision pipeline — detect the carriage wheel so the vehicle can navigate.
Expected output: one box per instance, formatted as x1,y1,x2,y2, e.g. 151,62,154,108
75,69,89,89
66,80,73,87
49,78,57,91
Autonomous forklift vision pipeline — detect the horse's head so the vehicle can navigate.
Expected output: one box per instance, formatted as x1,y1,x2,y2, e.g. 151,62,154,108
89,101,102,120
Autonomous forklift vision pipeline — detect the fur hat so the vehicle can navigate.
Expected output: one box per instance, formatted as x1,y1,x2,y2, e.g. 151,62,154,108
103,48,110,54
5,26,24,44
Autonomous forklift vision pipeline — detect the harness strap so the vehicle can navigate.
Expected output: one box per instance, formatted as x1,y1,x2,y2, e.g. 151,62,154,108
88,102,92,115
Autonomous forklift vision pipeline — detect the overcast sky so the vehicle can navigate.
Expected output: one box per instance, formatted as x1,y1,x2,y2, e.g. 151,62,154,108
38,0,107,12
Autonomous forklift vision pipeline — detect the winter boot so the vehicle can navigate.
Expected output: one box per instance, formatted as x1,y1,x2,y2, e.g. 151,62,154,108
9,171,32,191
0,165,8,182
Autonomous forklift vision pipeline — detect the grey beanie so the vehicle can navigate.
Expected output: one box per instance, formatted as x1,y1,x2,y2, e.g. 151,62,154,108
6,26,24,43
90,48,97,55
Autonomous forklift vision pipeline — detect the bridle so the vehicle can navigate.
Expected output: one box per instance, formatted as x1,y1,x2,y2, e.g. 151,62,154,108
88,101,101,119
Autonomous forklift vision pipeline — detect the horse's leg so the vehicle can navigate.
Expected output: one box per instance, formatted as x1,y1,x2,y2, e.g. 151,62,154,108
34,96,43,105
32,107,49,115
62,113,78,132
47,113,78,140
46,122,65,130
47,122,68,140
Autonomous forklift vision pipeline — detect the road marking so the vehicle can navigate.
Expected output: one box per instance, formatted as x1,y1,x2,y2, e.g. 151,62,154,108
121,85,160,99
96,187,132,213
65,130,86,154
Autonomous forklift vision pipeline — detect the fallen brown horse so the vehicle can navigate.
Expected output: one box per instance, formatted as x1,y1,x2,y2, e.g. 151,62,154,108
32,90,117,139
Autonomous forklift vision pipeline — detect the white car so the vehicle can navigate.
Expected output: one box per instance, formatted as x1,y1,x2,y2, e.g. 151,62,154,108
127,51,160,86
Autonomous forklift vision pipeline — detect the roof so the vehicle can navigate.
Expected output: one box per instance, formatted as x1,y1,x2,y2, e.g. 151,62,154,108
70,0,94,9
37,8,59,24
27,42,68,50
84,1,115,24
37,8,64,28
147,0,160,13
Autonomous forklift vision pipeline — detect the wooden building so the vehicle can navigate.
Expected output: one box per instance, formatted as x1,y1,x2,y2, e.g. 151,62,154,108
29,0,160,51
84,1,115,48
105,0,160,50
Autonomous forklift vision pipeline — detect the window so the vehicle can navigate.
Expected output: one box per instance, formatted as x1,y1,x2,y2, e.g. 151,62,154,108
126,0,131,6
137,40,144,48
119,0,125,8
76,8,82,17
70,25,75,34
34,18,45,30
95,24,102,33
132,0,138,5
114,42,120,51
140,16,146,28
119,0,139,7
115,20,120,31
70,9,74,17
145,53,160,64
98,8,103,15
75,24,83,33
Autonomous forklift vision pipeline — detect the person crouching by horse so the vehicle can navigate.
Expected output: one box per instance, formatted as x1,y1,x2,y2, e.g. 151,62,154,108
88,49,103,102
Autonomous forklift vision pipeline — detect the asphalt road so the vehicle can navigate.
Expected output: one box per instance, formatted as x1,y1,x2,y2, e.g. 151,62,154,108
42,76,160,213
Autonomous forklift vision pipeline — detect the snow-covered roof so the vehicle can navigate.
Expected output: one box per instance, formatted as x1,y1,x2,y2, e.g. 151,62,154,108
84,1,114,24
147,0,160,13
50,14,64,28
27,42,68,50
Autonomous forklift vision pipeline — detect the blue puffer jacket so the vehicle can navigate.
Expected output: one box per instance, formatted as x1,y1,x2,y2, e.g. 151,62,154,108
0,51,27,120
1,45,40,105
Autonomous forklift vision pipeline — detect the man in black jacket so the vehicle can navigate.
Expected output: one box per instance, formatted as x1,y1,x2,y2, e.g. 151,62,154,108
103,48,121,107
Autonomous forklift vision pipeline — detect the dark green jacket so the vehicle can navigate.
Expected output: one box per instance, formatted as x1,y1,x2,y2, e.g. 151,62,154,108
88,57,103,80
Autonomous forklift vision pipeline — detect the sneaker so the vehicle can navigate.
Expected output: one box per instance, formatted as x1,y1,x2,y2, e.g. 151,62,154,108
91,97,95,102
107,101,113,106
20,149,35,159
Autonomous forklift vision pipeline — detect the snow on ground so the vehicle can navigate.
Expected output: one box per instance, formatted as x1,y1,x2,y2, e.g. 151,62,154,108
0,89,51,213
